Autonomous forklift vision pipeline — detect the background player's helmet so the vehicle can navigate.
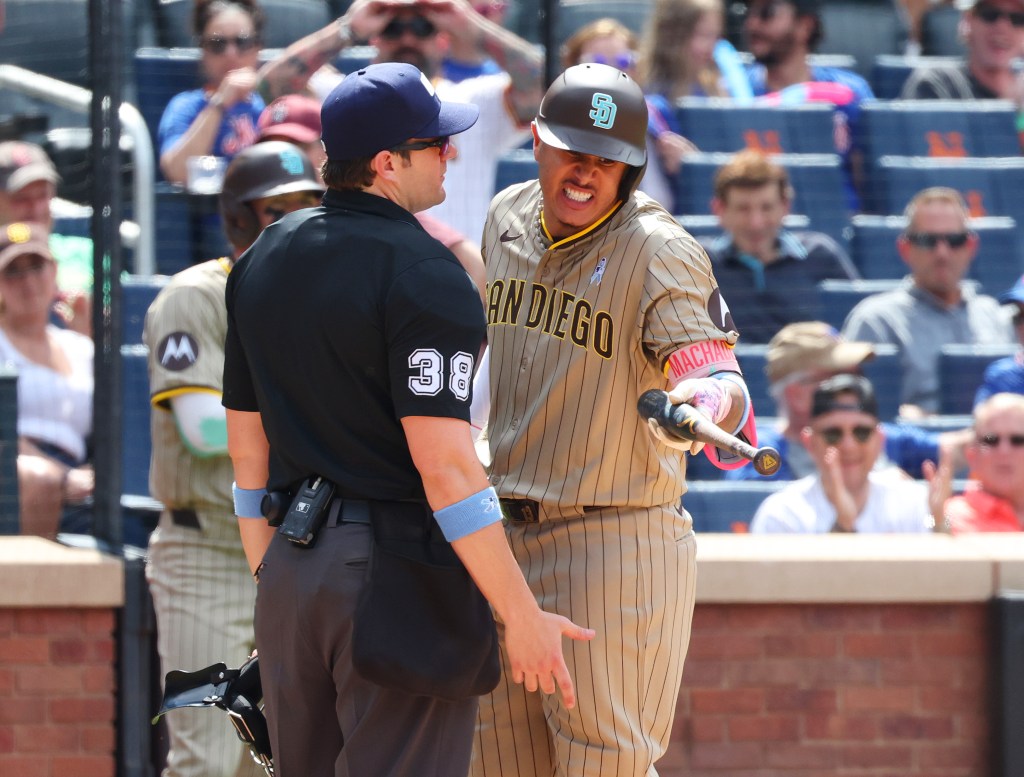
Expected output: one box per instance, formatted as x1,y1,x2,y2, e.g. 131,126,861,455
535,63,648,198
219,141,324,250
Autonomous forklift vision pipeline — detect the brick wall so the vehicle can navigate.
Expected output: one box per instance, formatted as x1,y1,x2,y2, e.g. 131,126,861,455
0,608,118,777
660,602,990,777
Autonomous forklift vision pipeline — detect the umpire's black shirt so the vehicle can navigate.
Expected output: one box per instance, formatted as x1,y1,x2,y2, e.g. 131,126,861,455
223,188,485,498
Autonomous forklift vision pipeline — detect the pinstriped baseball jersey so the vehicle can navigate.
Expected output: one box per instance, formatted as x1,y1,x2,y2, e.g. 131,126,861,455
483,181,738,508
144,258,234,518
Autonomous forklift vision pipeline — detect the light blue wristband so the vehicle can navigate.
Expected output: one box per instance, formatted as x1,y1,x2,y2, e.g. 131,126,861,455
434,486,502,542
232,482,267,519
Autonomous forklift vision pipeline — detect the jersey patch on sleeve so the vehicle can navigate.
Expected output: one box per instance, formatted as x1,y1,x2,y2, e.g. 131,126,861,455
707,288,737,335
158,332,199,371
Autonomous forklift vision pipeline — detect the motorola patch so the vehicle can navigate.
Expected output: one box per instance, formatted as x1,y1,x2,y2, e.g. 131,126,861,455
158,332,199,371
707,288,736,334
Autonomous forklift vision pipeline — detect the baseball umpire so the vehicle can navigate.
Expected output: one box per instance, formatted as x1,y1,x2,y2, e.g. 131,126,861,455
473,63,757,776
144,141,323,777
222,62,593,777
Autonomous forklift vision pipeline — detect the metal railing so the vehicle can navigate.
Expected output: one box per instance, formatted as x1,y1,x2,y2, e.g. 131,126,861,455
0,64,155,274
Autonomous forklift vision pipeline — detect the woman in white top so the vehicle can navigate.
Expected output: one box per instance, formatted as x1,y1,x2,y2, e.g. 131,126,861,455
0,222,93,538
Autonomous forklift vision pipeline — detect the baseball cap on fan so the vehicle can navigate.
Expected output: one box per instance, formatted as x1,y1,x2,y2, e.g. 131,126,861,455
320,62,479,160
766,321,875,383
0,222,54,271
0,141,60,193
258,95,323,144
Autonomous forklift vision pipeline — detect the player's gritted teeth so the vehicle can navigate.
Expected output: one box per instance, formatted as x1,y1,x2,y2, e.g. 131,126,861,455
563,185,594,204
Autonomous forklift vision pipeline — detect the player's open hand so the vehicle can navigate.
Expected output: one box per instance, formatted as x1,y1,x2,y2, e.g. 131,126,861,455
504,610,595,709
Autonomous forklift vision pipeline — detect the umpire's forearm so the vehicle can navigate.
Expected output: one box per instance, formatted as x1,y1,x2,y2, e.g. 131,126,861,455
238,519,276,576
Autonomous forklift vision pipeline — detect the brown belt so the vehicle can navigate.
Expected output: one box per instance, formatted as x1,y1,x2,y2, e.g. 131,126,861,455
499,499,607,524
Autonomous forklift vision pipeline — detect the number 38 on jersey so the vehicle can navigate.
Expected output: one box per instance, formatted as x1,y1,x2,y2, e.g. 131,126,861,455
408,349,474,400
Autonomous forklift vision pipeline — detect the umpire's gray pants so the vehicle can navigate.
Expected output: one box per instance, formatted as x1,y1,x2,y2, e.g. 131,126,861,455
254,521,479,777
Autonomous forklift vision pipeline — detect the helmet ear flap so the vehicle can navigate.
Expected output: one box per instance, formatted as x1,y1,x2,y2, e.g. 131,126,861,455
222,201,260,251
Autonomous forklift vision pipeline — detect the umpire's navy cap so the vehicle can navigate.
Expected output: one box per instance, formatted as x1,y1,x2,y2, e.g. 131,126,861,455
321,63,479,160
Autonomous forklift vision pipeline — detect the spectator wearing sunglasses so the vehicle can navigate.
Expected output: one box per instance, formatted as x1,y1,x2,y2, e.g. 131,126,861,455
750,374,943,533
259,0,544,241
741,0,874,210
974,274,1024,405
901,0,1024,103
158,0,265,185
939,393,1024,532
725,321,969,482
842,187,1014,417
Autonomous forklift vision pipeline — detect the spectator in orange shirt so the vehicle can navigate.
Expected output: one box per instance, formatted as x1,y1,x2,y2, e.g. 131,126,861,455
943,392,1024,532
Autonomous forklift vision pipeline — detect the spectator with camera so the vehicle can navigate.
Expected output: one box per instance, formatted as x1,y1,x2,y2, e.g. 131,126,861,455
258,0,544,239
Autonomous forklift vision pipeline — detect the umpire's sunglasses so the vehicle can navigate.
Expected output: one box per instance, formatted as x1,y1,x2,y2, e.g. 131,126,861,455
380,16,437,39
201,34,260,54
391,136,450,155
904,231,972,249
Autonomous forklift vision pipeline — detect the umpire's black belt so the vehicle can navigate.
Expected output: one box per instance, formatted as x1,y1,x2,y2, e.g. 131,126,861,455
326,497,372,527
500,499,606,524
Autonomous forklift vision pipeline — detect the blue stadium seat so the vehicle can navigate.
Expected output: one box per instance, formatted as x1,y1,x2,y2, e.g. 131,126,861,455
735,344,772,417
155,0,333,48
939,343,1019,414
122,275,171,346
850,214,1021,295
135,48,204,151
920,4,965,57
154,182,197,275
674,99,836,155
859,101,1019,178
871,157,1024,230
493,149,538,195
121,344,154,503
870,55,962,100
849,214,905,279
816,0,908,79
554,0,653,49
860,343,901,423
817,278,901,331
674,152,850,247
679,213,810,240
0,0,89,87
682,480,782,532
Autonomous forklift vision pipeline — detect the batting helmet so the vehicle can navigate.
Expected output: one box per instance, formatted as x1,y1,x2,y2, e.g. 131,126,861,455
219,141,324,250
535,63,648,197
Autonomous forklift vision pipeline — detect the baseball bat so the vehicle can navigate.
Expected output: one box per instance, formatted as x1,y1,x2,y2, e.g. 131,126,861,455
637,389,781,476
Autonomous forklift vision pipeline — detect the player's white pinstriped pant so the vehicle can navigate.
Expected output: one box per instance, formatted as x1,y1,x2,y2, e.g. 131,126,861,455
471,503,697,777
147,511,261,777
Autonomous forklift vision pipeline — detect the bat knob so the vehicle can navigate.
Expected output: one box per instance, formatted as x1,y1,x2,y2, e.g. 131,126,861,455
752,447,781,476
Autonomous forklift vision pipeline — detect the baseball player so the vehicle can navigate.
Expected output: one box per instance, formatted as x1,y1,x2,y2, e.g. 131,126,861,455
473,64,757,777
144,141,323,777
